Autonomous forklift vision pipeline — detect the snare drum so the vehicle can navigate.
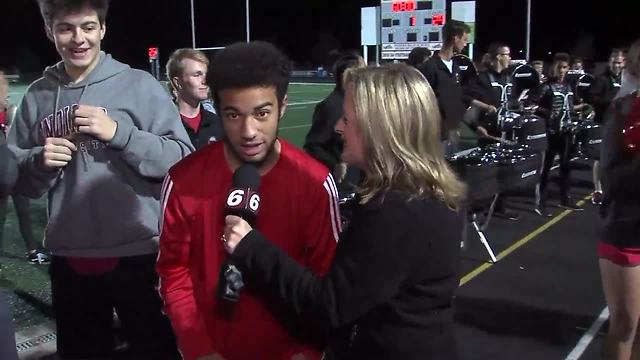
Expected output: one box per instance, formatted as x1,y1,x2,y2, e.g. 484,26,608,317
448,150,499,203
485,143,542,192
502,113,548,152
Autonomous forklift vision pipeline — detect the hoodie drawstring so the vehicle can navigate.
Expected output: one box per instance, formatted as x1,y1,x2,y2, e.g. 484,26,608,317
77,84,90,171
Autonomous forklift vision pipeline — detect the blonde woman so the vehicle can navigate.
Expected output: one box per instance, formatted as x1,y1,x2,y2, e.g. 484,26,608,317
222,64,466,360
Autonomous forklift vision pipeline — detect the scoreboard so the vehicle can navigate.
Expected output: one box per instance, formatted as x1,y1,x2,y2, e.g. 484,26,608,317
380,0,447,60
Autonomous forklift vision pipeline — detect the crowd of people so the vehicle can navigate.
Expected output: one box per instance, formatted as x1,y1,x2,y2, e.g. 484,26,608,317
0,0,639,359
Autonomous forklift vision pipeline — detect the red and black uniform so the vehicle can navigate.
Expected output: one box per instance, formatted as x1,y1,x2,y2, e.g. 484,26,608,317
598,92,640,265
157,140,340,360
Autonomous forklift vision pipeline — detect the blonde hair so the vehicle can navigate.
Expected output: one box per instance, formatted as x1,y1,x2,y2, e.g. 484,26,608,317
166,48,210,91
344,64,466,211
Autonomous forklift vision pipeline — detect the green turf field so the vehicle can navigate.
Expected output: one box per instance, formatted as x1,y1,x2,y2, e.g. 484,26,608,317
0,82,332,331
280,82,333,147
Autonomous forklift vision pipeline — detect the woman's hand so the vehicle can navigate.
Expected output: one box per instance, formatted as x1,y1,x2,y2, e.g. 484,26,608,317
222,215,253,254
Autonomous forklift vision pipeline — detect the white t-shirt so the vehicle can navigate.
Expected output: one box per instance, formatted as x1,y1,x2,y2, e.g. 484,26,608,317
442,59,454,74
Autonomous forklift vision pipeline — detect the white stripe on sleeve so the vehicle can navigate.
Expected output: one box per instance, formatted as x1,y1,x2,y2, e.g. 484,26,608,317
323,174,342,242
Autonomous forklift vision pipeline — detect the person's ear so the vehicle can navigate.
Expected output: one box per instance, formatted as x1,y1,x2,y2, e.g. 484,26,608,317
45,25,54,42
172,77,182,90
100,22,106,40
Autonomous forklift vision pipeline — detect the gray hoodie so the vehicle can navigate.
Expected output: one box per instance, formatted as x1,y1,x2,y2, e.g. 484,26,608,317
8,52,194,257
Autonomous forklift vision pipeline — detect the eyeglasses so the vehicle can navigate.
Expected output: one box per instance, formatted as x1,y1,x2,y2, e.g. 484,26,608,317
499,53,511,57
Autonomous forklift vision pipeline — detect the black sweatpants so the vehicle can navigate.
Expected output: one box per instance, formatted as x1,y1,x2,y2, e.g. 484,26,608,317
537,132,574,206
50,254,180,360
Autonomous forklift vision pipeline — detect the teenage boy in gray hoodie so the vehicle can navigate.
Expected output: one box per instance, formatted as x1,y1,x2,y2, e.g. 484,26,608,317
8,0,193,358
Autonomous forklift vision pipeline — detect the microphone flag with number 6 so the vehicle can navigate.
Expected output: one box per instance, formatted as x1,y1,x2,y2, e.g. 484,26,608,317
226,164,261,225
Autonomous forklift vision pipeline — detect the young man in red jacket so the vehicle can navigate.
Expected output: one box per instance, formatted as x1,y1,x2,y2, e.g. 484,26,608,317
157,41,341,360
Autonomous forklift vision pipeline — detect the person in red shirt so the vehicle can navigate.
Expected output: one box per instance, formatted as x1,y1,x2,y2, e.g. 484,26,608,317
156,41,340,360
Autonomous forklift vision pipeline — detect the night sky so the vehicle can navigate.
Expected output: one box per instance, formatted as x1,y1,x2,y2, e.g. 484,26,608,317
0,0,636,75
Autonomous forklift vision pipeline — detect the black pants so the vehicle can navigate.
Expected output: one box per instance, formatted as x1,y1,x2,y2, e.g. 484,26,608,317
537,132,574,206
50,255,180,360
0,194,36,251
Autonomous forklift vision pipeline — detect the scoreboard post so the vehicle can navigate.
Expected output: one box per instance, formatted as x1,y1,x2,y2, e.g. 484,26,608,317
148,46,160,80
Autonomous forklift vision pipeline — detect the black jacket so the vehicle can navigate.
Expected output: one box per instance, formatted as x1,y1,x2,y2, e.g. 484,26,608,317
419,56,469,140
182,104,223,150
231,190,463,360
600,93,640,248
590,70,622,123
303,89,344,172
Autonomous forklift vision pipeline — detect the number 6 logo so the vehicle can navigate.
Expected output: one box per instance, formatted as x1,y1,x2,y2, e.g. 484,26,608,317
226,189,245,207
249,193,260,212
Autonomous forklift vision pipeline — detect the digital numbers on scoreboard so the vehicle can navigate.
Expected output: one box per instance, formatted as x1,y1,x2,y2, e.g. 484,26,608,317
381,0,447,60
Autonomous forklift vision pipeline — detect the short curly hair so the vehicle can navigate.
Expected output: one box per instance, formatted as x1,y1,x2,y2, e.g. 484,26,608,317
208,41,292,110
37,0,109,28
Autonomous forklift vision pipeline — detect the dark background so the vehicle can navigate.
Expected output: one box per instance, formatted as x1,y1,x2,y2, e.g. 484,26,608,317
0,0,636,75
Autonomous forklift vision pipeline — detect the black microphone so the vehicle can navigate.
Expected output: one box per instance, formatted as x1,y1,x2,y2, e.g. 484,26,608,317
218,164,261,302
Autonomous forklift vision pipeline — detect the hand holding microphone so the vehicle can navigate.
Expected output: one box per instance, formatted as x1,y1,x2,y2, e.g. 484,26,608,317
218,164,261,302
222,215,252,254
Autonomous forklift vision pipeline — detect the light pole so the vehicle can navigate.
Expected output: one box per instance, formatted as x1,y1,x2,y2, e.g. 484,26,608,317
190,0,196,48
526,0,531,62
246,0,251,42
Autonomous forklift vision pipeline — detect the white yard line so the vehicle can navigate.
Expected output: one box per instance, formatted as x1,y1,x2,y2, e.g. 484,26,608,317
290,82,333,86
564,307,609,360
287,100,321,106
288,90,327,94
280,124,311,130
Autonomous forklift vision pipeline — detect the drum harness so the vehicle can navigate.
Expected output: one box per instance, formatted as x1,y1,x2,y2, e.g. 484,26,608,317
488,71,516,142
